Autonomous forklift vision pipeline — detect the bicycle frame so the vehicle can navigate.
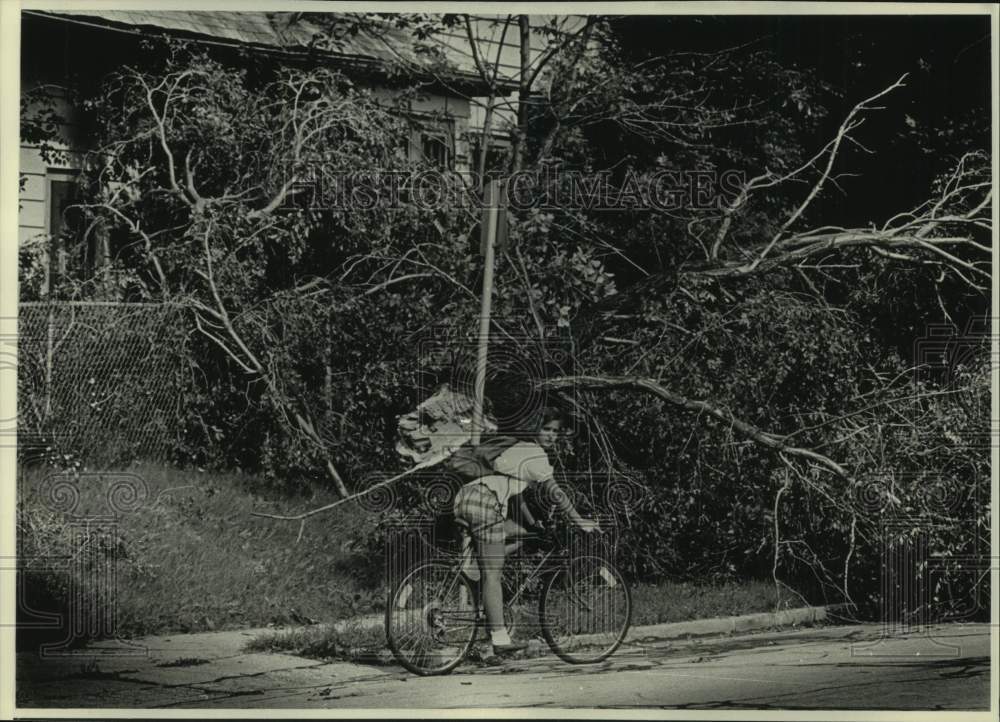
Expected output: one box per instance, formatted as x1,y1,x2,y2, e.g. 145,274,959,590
503,541,559,610
424,527,567,626
386,520,631,674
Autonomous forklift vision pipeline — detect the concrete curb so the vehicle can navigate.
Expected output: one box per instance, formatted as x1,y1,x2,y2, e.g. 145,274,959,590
624,604,833,643
527,605,836,655
332,614,382,633
319,605,838,654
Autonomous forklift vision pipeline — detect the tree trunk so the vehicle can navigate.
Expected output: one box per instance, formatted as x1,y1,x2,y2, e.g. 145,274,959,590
510,15,533,174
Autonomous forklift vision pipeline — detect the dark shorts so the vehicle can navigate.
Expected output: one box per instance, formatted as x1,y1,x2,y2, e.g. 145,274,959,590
453,482,505,546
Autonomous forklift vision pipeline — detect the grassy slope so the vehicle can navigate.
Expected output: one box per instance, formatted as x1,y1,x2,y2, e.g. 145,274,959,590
630,579,780,626
18,463,783,646
17,464,381,637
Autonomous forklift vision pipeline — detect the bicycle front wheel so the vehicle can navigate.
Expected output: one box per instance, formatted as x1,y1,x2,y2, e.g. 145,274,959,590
385,561,479,675
539,555,631,664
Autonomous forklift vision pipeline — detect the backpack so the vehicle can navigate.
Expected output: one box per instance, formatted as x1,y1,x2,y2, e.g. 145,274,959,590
395,383,497,465
442,434,520,482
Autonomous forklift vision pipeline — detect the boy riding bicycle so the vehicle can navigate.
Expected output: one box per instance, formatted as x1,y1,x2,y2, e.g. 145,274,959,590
452,407,599,657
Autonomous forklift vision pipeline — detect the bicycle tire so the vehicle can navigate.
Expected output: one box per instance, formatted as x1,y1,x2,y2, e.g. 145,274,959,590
539,555,631,664
385,561,479,676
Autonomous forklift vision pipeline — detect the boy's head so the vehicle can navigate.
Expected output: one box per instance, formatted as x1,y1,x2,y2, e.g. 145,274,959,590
534,407,567,450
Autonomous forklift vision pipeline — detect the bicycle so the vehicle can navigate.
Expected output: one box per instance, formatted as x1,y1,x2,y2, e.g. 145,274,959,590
384,518,631,676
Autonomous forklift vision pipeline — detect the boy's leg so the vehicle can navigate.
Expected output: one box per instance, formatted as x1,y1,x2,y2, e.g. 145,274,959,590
474,534,506,637
503,518,531,556
458,527,480,582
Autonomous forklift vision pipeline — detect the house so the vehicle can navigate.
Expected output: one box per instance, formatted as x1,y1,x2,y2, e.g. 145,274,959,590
19,10,587,289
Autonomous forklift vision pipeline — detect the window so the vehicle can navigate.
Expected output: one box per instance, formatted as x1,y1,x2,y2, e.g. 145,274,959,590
44,169,81,291
47,172,78,239
44,168,111,288
396,134,412,162
421,134,451,170
470,138,510,175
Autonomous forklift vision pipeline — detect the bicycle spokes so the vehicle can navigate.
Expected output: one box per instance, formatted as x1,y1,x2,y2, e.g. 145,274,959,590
385,562,480,675
539,556,631,664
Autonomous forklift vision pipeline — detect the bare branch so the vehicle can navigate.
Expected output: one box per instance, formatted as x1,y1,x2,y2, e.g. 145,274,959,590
250,448,451,521
540,375,855,481
748,76,908,271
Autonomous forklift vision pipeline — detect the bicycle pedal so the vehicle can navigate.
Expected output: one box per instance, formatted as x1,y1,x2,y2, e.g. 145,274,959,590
466,644,491,663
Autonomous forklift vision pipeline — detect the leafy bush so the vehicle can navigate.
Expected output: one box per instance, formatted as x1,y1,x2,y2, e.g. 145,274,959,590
19,19,990,626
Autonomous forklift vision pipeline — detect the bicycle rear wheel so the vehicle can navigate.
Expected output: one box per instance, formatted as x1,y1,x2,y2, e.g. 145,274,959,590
385,561,479,675
539,555,631,664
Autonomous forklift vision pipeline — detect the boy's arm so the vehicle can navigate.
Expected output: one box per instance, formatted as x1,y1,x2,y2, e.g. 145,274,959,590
514,447,598,532
539,477,598,531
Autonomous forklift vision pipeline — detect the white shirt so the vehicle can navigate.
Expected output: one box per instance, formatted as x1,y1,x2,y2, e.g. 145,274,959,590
469,441,555,515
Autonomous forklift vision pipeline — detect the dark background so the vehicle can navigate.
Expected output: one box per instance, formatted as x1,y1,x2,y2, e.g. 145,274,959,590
611,14,992,228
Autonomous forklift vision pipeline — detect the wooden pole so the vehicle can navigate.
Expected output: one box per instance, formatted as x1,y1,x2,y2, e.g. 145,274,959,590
472,180,500,445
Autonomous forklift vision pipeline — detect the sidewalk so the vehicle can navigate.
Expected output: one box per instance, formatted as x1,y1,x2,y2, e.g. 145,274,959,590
592,603,833,647
16,625,398,708
16,604,838,708
19,621,991,710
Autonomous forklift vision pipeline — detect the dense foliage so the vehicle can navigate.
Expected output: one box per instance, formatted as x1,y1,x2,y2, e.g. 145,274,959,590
21,15,991,622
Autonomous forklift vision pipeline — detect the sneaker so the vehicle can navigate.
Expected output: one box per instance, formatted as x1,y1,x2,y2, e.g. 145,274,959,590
491,640,528,656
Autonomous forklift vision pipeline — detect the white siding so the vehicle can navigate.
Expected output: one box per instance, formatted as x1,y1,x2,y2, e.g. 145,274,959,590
20,226,47,247
437,14,591,137
19,198,46,231
20,79,85,248
20,171,46,204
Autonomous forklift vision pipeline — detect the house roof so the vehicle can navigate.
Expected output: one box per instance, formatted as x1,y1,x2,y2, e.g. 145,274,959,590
27,10,514,93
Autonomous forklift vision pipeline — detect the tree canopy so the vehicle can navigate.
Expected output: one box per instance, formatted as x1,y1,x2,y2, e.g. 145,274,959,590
21,13,992,618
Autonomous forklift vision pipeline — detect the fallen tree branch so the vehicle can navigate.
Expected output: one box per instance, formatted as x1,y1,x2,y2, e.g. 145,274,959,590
539,375,854,480
249,448,451,522
682,229,990,289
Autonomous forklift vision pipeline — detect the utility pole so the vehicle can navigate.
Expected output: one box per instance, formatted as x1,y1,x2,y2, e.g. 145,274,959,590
471,179,505,445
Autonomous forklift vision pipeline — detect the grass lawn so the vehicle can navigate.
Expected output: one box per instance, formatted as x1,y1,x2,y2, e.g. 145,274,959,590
18,462,787,656
17,463,383,640
630,579,782,627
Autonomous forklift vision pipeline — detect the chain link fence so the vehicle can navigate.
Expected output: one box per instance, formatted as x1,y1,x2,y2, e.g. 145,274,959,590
18,302,189,469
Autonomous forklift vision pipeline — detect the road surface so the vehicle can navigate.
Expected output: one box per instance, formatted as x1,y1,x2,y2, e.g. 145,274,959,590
16,623,992,711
